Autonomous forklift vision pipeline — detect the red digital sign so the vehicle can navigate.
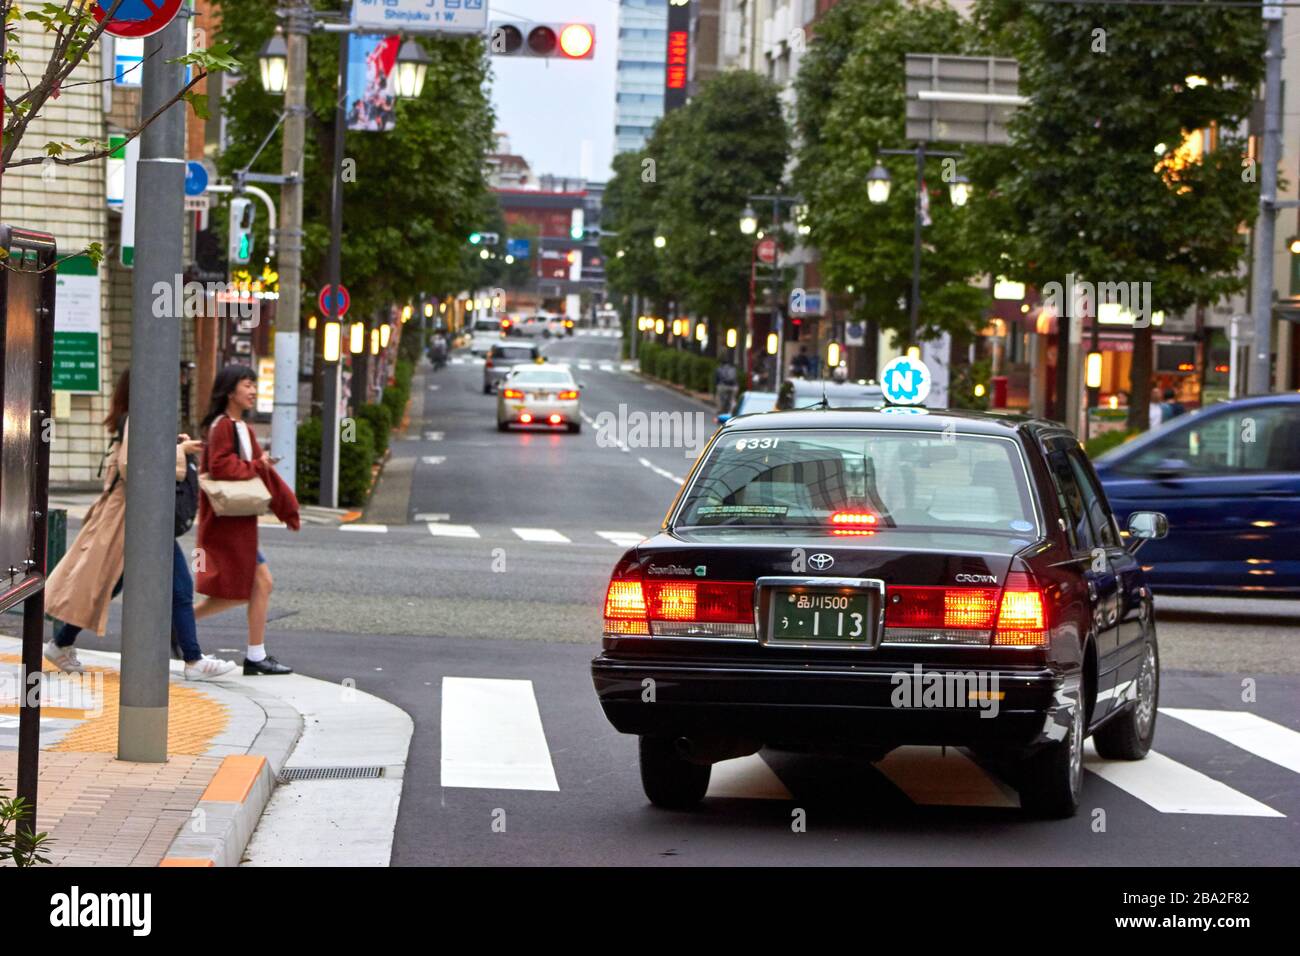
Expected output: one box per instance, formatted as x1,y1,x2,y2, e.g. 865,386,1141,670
666,30,689,91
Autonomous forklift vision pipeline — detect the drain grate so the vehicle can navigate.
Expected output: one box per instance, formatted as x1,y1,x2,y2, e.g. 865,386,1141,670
280,766,384,781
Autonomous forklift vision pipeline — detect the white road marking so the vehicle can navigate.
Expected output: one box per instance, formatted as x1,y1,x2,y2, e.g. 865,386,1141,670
620,362,636,371
1084,744,1284,817
427,523,479,538
1161,708,1300,775
596,531,645,548
577,362,593,371
424,431,444,441
340,523,388,534
450,357,466,365
876,747,1019,808
413,512,450,523
427,385,440,391
598,363,615,372
638,457,685,485
706,753,793,800
440,677,559,791
512,527,571,544
422,456,446,465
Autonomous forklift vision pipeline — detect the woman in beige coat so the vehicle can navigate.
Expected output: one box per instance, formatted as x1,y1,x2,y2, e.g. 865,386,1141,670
42,369,236,681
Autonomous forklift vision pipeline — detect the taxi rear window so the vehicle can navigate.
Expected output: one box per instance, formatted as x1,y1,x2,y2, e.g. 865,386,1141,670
676,429,1036,535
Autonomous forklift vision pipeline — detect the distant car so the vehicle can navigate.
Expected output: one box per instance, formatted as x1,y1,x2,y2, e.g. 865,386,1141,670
511,315,549,338
497,365,583,433
469,317,506,357
718,381,887,423
483,342,542,394
544,316,568,338
1093,393,1300,596
592,408,1168,818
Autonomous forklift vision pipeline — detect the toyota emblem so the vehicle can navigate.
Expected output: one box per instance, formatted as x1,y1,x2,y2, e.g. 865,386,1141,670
808,553,835,571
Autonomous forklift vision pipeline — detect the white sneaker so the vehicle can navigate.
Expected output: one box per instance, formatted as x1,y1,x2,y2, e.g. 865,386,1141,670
43,640,85,674
184,655,238,681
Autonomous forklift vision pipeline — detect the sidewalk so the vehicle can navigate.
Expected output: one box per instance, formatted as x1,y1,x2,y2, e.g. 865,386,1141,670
47,491,348,527
0,635,412,867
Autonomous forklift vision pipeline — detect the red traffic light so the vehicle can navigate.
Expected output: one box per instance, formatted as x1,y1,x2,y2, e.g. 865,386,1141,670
527,25,557,55
559,23,594,59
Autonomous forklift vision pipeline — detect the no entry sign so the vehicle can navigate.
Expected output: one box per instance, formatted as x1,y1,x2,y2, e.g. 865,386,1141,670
93,0,185,39
756,237,777,265
319,285,351,320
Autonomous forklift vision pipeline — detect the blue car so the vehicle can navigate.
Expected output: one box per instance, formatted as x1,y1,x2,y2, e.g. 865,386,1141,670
1093,393,1300,596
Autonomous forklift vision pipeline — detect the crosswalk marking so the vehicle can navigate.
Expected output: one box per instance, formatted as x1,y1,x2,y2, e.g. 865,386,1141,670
427,523,480,538
598,363,615,372
340,523,387,534
596,531,645,548
424,431,444,441
876,747,1019,808
440,677,559,791
706,754,793,800
1161,708,1300,775
422,456,446,465
577,362,593,370
1084,743,1284,817
512,527,571,544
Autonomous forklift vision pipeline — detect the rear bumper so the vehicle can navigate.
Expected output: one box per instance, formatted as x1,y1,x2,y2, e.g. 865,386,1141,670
591,654,1071,753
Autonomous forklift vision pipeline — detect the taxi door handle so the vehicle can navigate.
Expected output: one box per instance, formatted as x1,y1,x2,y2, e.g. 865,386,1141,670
1087,580,1098,601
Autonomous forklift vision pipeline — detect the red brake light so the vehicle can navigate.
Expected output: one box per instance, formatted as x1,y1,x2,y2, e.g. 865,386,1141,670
602,578,754,636
993,571,1048,646
502,388,523,399
557,390,579,400
886,586,999,630
830,510,878,527
519,412,533,424
548,414,562,425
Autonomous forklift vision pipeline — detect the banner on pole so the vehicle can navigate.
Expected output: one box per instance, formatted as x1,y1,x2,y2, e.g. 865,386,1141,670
347,35,401,132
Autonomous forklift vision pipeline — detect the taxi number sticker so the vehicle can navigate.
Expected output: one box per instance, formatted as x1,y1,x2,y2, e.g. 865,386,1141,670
696,505,787,517
735,437,780,451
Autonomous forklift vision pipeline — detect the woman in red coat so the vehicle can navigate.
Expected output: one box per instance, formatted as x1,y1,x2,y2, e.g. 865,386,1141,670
194,365,295,675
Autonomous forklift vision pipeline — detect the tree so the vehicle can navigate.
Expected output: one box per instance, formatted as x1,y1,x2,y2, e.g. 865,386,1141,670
794,0,989,345
0,0,238,264
973,0,1264,429
216,0,496,323
602,144,670,310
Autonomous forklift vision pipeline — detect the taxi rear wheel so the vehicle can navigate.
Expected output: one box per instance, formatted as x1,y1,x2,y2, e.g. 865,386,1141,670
639,736,710,810
1093,635,1159,760
496,419,509,432
1017,697,1083,819
567,421,582,434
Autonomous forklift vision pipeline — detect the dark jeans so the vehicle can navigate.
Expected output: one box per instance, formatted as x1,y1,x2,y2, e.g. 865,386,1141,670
54,542,202,663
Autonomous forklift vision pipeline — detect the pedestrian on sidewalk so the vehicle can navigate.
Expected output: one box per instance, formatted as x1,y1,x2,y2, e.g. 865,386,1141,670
43,369,239,681
193,365,299,676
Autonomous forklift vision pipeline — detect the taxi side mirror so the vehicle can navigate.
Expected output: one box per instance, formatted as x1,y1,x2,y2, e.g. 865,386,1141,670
1126,511,1168,552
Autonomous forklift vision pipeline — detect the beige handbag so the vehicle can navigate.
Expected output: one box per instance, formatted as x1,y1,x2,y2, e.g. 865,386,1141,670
199,474,271,517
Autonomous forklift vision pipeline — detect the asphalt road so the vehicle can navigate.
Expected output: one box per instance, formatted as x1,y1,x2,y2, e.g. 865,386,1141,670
24,332,1300,865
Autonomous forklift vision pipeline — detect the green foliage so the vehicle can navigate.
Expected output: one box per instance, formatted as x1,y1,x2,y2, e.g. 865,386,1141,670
1,786,54,867
638,342,717,394
948,359,992,411
295,417,323,505
794,0,988,343
357,403,392,457
216,0,496,320
1085,428,1140,460
339,418,376,508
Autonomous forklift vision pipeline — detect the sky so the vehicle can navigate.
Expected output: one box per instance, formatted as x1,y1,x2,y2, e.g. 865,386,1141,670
485,0,622,183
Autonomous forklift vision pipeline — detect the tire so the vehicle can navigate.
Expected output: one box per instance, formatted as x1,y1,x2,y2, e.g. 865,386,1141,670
1093,635,1159,760
567,421,582,434
639,736,710,810
496,419,509,432
1017,694,1084,819
483,384,492,395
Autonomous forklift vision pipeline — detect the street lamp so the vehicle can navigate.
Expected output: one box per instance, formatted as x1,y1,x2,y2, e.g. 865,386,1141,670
394,39,431,100
739,206,758,236
424,302,434,319
948,174,972,208
653,234,667,249
349,322,364,354
866,164,892,205
258,29,289,95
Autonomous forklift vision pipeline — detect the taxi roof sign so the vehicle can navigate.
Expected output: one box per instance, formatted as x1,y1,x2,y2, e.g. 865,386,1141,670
880,355,932,406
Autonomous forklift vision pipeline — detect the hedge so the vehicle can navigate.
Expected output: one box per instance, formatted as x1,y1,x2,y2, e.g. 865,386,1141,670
1085,428,1139,459
295,415,378,507
357,402,392,457
638,341,717,395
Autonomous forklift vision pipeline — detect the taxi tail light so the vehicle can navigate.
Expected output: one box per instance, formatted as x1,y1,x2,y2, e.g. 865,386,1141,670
548,414,562,425
603,577,754,636
557,390,579,400
519,412,533,424
502,388,524,399
993,571,1048,646
885,586,999,630
604,579,649,636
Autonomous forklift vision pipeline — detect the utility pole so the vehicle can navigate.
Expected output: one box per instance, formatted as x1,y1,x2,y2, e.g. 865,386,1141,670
271,2,312,489
319,29,348,507
1249,3,1284,395
118,14,188,763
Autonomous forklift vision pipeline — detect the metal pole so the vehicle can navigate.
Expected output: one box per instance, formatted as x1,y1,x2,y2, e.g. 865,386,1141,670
118,15,188,763
319,29,348,508
909,144,925,347
271,3,310,488
1249,11,1283,395
771,197,783,392
630,291,639,361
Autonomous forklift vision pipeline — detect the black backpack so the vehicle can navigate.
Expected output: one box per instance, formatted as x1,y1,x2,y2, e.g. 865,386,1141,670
175,455,199,537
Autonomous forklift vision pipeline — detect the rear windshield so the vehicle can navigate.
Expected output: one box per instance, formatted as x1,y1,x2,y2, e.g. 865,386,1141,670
491,346,535,360
509,370,574,386
676,429,1037,535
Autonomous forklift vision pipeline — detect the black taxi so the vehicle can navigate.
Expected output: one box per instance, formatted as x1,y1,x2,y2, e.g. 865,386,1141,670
591,408,1168,817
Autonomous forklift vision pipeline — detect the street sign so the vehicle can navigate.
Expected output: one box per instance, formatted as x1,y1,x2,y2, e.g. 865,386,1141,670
184,195,211,213
93,0,185,39
905,55,1022,145
353,0,488,34
756,237,777,264
184,161,209,197
319,285,351,320
507,238,531,258
880,355,932,406
845,320,866,347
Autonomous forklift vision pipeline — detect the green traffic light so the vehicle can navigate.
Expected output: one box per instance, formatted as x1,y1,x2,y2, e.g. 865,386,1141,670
469,232,483,245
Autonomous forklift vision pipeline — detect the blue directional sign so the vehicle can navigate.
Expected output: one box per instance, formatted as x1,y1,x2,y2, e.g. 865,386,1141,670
506,238,531,258
880,355,932,407
184,161,209,197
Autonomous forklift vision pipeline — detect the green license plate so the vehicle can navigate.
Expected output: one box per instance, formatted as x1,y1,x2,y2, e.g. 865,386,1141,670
769,589,875,643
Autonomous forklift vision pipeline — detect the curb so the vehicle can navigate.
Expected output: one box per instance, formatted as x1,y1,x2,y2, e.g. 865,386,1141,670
161,754,275,867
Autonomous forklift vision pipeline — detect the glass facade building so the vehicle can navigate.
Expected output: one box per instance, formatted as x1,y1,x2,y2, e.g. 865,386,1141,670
615,0,668,154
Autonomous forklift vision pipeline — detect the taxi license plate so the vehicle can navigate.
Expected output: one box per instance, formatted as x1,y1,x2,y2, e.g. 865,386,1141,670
768,589,875,643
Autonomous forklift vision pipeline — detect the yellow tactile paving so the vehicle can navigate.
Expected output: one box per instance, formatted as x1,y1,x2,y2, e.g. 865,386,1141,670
0,651,230,755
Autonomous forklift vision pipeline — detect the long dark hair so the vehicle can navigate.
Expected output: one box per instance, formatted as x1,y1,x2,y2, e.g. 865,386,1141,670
201,364,257,433
103,368,130,436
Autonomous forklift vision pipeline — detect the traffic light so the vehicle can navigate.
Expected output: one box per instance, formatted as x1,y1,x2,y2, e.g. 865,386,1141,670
490,22,595,60
570,208,585,241
229,197,255,266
